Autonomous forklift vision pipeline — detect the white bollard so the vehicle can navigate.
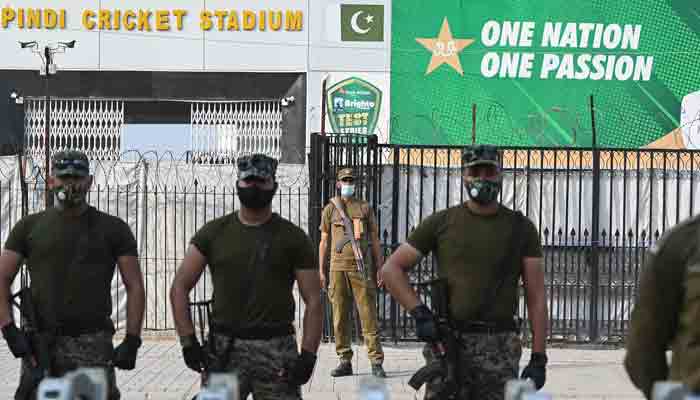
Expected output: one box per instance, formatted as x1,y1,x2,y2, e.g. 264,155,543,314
197,373,240,400
505,379,554,400
522,394,553,400
652,381,688,400
359,376,390,400
505,379,536,400
37,368,108,400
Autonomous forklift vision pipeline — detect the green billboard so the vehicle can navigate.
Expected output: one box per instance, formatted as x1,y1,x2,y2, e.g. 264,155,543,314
391,0,700,148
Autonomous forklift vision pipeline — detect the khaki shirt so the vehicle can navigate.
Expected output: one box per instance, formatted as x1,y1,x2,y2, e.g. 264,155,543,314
320,197,378,272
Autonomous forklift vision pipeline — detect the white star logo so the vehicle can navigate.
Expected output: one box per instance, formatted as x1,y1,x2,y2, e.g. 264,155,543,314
365,14,374,24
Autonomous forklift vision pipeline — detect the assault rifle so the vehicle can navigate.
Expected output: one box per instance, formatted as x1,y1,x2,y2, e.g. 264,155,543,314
11,287,53,400
330,197,367,278
407,279,460,399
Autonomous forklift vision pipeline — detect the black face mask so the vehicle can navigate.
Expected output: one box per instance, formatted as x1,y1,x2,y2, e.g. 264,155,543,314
465,178,501,205
237,183,277,209
53,181,90,208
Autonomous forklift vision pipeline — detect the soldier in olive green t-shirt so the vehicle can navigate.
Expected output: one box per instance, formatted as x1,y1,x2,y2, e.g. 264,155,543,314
624,216,700,398
381,145,549,400
170,154,322,400
0,150,146,400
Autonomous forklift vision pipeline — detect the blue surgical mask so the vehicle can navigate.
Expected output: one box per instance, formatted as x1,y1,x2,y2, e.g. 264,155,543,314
340,184,355,197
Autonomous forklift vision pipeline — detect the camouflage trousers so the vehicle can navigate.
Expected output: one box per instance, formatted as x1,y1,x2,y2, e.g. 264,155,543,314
15,331,119,400
203,333,302,400
422,331,522,400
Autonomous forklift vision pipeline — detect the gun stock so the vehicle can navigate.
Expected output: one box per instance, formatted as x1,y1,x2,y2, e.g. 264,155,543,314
408,358,445,390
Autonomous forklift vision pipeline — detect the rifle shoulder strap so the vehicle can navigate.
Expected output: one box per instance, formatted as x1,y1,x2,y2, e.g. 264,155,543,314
330,197,366,272
238,212,277,319
474,210,525,321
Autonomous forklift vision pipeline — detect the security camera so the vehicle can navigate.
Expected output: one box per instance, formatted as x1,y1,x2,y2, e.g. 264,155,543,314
19,41,38,49
59,40,76,49
9,90,23,104
281,96,296,107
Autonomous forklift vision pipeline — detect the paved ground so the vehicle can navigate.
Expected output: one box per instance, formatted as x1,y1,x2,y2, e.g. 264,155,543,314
0,338,645,399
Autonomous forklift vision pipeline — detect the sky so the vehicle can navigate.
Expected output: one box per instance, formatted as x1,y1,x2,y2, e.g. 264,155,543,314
121,124,191,157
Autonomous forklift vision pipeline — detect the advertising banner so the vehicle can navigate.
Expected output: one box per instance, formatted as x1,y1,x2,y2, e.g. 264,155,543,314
327,76,383,136
391,0,700,148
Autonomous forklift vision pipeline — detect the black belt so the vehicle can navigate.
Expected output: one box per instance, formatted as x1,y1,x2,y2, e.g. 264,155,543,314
210,322,295,340
452,320,520,334
45,319,114,337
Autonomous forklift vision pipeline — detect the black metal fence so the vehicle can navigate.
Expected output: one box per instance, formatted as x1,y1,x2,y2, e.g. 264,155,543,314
309,133,700,344
3,151,310,332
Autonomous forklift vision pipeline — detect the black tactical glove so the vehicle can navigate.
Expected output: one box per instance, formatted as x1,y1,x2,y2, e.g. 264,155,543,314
180,334,205,372
409,304,438,342
287,349,317,385
113,334,142,370
520,352,547,390
1,323,31,358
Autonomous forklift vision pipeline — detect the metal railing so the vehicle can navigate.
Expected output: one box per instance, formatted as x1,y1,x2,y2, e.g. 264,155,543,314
3,150,309,332
310,133,700,344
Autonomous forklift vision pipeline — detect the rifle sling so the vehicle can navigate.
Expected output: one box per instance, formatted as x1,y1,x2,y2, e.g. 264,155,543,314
330,198,366,274
473,211,525,322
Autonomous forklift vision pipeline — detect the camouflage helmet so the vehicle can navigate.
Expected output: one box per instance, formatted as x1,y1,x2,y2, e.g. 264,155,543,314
52,150,90,177
462,144,501,168
237,153,278,180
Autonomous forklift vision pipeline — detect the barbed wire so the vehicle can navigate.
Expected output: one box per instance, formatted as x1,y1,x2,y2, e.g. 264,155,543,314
0,148,311,190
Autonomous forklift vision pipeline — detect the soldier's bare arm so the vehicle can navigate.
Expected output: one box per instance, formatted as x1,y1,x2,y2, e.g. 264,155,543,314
318,232,329,288
0,249,22,327
522,256,547,354
381,243,422,311
170,244,207,337
117,255,145,337
295,269,322,353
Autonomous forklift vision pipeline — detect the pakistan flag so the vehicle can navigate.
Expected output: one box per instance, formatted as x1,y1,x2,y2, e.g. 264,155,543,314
391,0,700,148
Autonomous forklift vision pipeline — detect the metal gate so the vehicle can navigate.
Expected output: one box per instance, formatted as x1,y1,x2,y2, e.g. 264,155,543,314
24,98,125,162
310,132,700,344
190,100,283,163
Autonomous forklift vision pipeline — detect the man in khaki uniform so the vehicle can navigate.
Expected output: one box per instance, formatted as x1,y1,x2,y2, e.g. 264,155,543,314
319,168,386,378
625,215,700,398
